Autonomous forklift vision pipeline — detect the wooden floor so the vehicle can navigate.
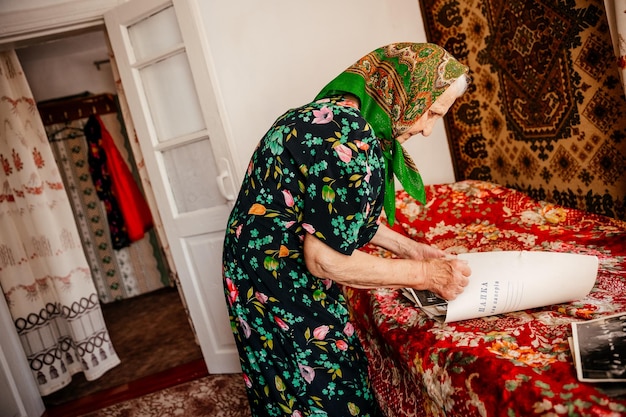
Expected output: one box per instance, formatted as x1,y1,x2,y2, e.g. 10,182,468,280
41,287,205,416
43,358,209,417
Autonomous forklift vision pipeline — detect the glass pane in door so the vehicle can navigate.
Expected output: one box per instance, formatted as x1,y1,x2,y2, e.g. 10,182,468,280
161,138,222,214
139,52,205,142
128,6,183,61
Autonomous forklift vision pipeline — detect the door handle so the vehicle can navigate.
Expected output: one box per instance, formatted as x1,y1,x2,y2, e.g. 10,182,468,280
216,157,236,202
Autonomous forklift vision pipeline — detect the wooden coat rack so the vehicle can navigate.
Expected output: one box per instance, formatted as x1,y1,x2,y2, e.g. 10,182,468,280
38,93,118,126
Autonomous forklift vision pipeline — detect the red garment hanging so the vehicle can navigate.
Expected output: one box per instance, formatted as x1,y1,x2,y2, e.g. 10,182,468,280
95,115,153,242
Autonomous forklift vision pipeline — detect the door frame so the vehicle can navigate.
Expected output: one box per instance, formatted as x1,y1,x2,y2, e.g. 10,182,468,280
0,0,122,48
0,1,239,412
103,0,240,373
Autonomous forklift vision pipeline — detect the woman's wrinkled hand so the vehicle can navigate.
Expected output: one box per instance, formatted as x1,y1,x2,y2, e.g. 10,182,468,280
407,242,448,260
417,258,471,300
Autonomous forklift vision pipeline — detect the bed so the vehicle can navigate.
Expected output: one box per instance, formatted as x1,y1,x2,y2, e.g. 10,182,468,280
345,180,626,417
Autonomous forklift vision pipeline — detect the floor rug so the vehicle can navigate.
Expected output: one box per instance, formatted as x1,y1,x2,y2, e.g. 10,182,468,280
43,287,203,407
80,373,251,417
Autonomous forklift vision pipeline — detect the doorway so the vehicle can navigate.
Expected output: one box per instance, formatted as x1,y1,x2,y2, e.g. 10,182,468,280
15,28,203,408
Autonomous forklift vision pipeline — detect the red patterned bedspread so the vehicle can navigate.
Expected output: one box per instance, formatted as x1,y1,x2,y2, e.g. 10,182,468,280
346,180,626,417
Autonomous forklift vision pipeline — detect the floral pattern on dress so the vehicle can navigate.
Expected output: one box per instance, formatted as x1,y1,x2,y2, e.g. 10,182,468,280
223,97,385,417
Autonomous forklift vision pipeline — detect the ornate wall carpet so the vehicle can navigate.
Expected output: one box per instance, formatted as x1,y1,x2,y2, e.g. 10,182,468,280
419,0,626,220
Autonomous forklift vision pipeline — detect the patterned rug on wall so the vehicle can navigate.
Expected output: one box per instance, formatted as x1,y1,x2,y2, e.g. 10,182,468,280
419,0,626,220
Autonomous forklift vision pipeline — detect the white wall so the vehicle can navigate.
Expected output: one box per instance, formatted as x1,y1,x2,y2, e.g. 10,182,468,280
16,29,116,102
196,0,456,186
13,0,456,186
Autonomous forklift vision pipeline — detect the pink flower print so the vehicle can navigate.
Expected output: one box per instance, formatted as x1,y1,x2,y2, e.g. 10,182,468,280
313,325,330,340
274,316,289,331
335,340,348,351
236,224,243,238
284,220,295,229
302,223,315,234
226,278,238,306
247,160,253,176
364,163,372,183
282,189,294,207
312,106,333,124
238,317,251,338
334,143,352,163
255,291,268,304
344,322,354,337
298,363,316,384
292,411,303,417
322,279,332,290
243,373,253,388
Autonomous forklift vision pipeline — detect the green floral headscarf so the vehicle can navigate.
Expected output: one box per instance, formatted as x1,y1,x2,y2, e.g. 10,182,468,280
315,43,469,225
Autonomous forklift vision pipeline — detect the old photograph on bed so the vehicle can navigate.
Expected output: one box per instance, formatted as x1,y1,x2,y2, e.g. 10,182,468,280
571,312,626,383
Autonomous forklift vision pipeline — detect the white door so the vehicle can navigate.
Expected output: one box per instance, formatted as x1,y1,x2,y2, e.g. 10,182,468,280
104,0,240,373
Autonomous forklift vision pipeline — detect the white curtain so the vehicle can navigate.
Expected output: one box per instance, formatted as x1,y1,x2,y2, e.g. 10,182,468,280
0,50,120,396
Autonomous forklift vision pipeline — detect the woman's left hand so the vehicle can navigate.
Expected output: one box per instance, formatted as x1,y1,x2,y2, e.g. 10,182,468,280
406,242,447,260
370,224,448,260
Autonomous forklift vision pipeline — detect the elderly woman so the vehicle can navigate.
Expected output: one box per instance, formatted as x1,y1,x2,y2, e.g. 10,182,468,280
223,43,471,416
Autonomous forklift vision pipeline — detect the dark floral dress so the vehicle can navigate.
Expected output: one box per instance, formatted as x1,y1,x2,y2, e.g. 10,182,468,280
222,97,385,417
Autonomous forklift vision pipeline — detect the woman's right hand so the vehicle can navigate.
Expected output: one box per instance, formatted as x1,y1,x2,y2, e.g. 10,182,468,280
417,258,471,300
